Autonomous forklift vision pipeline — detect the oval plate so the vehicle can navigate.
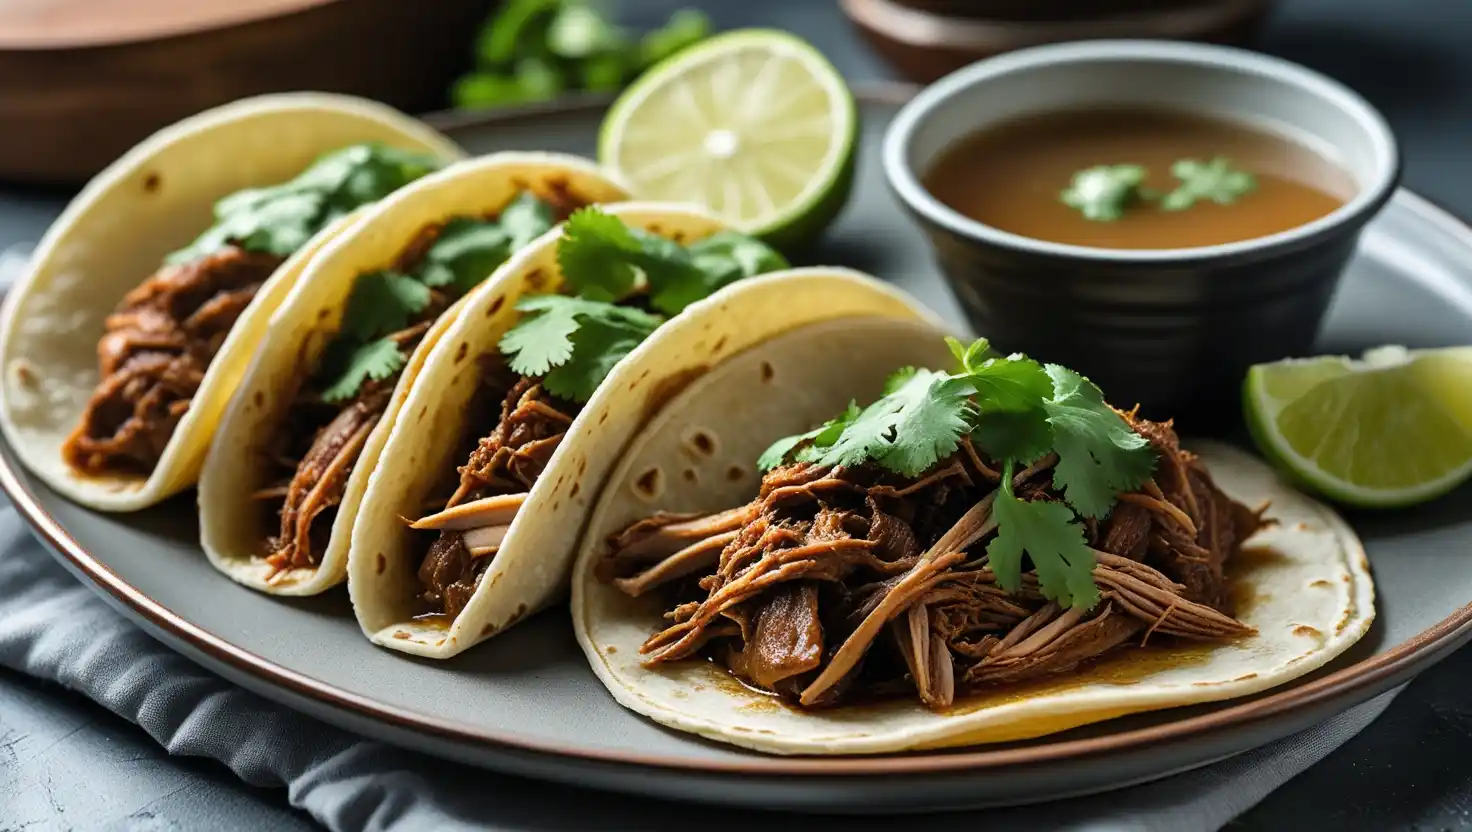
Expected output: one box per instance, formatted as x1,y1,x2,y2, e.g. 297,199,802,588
4,88,1471,812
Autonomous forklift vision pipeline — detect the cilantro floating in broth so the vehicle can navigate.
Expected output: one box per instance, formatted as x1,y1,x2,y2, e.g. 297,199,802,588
169,144,441,265
1060,164,1148,222
757,337,1158,610
1160,157,1257,211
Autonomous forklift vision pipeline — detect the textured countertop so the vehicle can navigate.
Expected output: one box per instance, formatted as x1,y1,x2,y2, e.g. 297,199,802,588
5,0,1472,828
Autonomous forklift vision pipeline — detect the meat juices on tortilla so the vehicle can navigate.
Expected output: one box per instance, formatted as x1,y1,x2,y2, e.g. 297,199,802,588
571,315,1376,755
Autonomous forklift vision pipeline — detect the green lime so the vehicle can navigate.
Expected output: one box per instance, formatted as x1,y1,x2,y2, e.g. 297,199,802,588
1244,345,1472,507
598,29,858,249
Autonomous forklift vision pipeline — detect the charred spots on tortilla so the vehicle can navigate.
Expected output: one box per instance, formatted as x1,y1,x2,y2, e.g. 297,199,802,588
1293,625,1323,638
454,342,469,364
142,171,161,193
1309,579,1332,589
525,268,547,292
642,364,709,422
712,335,728,354
9,359,36,389
647,223,665,235
598,411,609,425
487,295,505,317
633,467,664,501
605,645,617,654
253,391,266,409
726,465,745,482
682,468,698,484
393,631,410,640
481,623,497,636
317,307,331,321
672,230,687,244
376,553,386,575
418,404,428,422
570,482,581,498
680,427,719,461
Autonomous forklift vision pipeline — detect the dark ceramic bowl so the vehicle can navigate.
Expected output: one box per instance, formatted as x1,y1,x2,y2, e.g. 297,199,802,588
882,39,1399,424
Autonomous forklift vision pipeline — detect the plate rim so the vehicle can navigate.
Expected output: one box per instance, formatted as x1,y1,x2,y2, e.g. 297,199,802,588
6,87,1472,777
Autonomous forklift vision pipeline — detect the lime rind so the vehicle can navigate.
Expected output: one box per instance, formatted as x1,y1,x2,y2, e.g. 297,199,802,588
1244,347,1472,508
597,28,858,247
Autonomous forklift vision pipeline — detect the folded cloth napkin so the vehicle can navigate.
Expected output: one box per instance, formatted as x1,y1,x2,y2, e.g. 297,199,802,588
0,505,1398,831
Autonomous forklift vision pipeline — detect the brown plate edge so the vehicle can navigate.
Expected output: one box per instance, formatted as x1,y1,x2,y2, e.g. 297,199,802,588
4,86,1471,777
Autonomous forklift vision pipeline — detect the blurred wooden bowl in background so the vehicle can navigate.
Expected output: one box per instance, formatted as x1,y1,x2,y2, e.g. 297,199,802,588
0,0,494,185
840,0,1276,84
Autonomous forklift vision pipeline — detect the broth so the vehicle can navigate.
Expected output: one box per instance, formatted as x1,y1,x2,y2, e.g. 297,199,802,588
923,108,1355,249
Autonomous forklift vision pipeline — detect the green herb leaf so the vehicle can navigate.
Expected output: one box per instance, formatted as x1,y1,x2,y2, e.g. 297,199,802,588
965,358,1055,464
514,56,567,101
547,3,623,60
987,463,1099,610
1042,365,1156,518
418,218,511,294
169,144,440,264
451,72,531,109
339,271,432,342
319,337,407,403
500,191,557,250
1160,157,1256,212
758,401,860,472
812,368,975,477
556,207,786,314
639,9,711,68
1060,164,1148,222
477,0,561,66
498,295,661,401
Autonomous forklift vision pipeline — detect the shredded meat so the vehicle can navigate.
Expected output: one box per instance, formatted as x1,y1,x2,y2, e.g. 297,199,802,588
64,246,282,475
599,417,1262,710
413,363,582,617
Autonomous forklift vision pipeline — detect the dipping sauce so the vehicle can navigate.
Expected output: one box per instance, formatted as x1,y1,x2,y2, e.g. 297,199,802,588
923,108,1355,249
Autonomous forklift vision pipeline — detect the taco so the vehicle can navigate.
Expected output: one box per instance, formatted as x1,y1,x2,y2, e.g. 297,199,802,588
571,319,1376,755
0,93,463,512
197,153,630,595
348,211,945,659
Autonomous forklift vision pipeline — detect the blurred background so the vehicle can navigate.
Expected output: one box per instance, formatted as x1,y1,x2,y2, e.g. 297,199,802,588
4,0,1465,198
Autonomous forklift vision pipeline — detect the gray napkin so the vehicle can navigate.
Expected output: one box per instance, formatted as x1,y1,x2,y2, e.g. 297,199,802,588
0,505,1400,831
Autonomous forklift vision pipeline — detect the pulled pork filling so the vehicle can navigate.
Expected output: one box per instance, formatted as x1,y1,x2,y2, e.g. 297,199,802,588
599,416,1264,710
410,366,581,618
63,246,282,475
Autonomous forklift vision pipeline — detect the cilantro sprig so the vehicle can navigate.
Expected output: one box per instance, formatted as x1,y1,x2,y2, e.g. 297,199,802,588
169,144,442,265
759,337,1158,609
1060,157,1257,223
497,207,787,403
316,191,557,403
452,0,711,110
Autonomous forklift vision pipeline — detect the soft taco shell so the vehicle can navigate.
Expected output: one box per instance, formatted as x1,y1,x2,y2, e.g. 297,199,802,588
350,226,948,658
0,93,463,512
198,152,631,595
570,316,1377,755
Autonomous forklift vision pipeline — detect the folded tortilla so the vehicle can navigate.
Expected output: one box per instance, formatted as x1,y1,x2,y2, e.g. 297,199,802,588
570,314,1377,755
0,93,463,512
198,152,631,595
348,220,948,658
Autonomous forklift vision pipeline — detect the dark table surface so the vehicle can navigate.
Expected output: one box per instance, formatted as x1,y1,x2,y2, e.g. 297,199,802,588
5,0,1472,829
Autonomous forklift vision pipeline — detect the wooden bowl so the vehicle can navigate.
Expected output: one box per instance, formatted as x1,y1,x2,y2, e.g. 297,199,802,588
841,0,1277,84
0,0,494,185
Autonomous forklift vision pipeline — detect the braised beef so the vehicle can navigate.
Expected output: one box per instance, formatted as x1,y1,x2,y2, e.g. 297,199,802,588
599,417,1263,710
64,246,281,475
417,532,487,619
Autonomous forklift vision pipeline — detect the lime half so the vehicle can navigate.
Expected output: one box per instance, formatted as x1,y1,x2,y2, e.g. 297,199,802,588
1244,345,1472,507
598,29,857,248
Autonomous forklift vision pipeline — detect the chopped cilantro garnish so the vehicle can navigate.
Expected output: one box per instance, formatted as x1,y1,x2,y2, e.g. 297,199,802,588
987,461,1099,610
758,337,1157,609
169,144,441,265
320,338,407,403
316,191,559,401
1160,157,1256,212
497,207,786,403
1042,365,1155,518
1060,164,1148,222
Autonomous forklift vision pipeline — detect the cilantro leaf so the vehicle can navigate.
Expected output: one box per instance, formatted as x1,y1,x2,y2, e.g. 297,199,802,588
1060,164,1148,222
758,401,860,472
319,338,407,403
987,468,1099,610
340,271,432,342
556,207,786,314
812,369,974,477
945,335,994,374
500,191,556,250
1042,365,1156,518
963,354,1055,463
169,143,440,264
1160,157,1256,212
417,218,511,294
477,0,561,66
498,295,661,401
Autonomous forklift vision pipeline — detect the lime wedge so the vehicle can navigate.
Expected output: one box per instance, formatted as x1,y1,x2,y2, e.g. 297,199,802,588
598,29,858,248
1244,345,1472,507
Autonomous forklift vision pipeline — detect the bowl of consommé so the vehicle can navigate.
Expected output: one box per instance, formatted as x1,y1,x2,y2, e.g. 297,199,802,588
884,39,1399,421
